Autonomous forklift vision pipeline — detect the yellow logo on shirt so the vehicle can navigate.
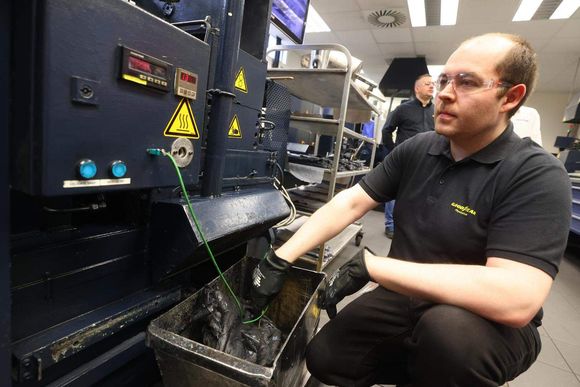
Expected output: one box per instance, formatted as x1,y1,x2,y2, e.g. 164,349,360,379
451,202,477,217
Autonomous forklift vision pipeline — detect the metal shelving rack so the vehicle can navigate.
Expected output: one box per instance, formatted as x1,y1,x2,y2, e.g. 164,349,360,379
267,44,378,270
267,44,379,200
569,173,580,235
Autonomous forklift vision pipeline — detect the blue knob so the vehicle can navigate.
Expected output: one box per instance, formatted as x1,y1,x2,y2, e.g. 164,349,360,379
78,159,97,179
110,160,127,178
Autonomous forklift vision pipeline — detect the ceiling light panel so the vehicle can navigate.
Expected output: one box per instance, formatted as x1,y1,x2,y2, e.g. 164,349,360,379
534,0,564,19
407,0,427,26
513,0,544,21
550,0,580,19
440,0,459,25
511,0,578,21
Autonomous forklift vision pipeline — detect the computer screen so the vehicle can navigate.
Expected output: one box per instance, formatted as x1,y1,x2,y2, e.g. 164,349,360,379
271,0,310,44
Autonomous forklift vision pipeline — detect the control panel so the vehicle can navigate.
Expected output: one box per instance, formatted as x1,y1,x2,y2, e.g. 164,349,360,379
11,0,211,196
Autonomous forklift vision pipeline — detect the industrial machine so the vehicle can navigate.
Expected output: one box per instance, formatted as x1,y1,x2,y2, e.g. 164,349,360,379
4,0,294,385
136,0,277,188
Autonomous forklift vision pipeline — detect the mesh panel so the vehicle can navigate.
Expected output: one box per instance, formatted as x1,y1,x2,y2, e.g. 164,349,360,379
262,80,291,168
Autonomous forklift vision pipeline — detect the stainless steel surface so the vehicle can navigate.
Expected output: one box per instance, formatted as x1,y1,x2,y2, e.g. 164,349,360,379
170,138,195,168
266,69,379,114
148,256,325,387
329,168,372,179
290,116,376,144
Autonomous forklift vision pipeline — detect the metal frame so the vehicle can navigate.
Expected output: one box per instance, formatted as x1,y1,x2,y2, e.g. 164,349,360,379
266,44,378,200
266,44,377,270
202,0,244,197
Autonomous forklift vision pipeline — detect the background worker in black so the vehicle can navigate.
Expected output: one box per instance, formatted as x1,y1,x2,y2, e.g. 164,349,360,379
251,33,571,386
382,74,435,152
382,74,435,238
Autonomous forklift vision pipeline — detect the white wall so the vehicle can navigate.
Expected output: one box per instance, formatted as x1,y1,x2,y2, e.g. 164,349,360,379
524,92,573,154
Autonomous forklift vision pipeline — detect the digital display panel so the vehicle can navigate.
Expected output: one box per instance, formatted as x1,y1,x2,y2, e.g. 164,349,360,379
120,46,172,92
128,55,167,78
175,68,198,100
180,72,197,84
271,0,310,44
128,56,151,73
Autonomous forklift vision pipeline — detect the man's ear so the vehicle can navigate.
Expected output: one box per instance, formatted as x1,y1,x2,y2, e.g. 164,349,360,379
500,84,526,113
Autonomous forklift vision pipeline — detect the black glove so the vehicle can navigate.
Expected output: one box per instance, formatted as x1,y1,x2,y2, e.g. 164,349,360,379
250,248,292,313
319,251,371,319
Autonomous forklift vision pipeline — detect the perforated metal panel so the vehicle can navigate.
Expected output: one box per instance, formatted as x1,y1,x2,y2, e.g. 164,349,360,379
262,80,291,169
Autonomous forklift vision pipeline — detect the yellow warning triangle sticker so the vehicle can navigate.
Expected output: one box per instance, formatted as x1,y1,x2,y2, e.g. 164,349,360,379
234,67,248,93
163,99,199,139
228,114,242,138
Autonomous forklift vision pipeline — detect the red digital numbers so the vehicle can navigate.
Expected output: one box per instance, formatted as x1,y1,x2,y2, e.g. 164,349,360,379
180,72,196,84
128,56,152,74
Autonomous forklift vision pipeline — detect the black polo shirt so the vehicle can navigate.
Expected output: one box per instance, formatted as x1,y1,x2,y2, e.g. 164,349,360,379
360,124,571,278
382,98,435,151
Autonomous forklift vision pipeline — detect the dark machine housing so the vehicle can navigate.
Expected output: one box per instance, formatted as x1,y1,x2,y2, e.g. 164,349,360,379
6,0,293,386
11,0,210,196
137,0,278,189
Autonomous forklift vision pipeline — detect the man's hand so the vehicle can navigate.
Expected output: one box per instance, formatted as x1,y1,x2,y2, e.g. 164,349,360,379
319,250,372,319
250,248,292,313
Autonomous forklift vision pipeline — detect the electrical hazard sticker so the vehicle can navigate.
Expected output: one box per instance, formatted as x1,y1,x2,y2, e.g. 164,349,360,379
163,99,199,139
228,114,242,138
234,67,248,93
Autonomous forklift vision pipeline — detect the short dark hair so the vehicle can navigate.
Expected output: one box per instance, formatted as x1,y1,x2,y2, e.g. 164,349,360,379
465,33,538,118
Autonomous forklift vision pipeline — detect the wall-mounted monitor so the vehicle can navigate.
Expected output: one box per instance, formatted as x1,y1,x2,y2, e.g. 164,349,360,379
271,0,310,44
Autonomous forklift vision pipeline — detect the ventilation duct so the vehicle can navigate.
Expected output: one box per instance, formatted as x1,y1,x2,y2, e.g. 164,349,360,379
378,57,429,97
366,9,407,28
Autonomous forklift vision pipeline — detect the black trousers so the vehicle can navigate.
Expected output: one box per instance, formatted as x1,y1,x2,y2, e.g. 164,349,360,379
306,287,541,387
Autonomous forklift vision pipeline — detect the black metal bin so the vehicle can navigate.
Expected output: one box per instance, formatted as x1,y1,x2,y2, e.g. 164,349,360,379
147,256,325,386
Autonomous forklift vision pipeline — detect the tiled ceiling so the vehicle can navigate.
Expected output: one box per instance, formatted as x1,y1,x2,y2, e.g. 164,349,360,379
304,0,580,93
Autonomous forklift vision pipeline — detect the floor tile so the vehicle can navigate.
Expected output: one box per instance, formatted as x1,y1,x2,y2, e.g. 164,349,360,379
537,330,570,371
542,304,580,346
508,361,580,386
357,208,392,255
553,338,580,375
553,259,580,313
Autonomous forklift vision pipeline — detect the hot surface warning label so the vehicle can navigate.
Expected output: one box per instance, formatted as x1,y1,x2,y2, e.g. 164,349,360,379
163,99,200,138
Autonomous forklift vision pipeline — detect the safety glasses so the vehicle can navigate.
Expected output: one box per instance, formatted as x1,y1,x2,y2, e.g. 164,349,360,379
435,73,513,95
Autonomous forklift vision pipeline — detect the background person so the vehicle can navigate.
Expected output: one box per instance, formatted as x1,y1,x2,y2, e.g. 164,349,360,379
381,74,435,238
512,105,542,145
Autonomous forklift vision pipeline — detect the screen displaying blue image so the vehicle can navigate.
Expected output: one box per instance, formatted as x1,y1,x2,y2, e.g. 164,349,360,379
271,0,310,44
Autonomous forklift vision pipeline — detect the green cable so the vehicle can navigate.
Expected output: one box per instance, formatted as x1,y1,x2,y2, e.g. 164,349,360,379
154,149,267,324
243,311,267,325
